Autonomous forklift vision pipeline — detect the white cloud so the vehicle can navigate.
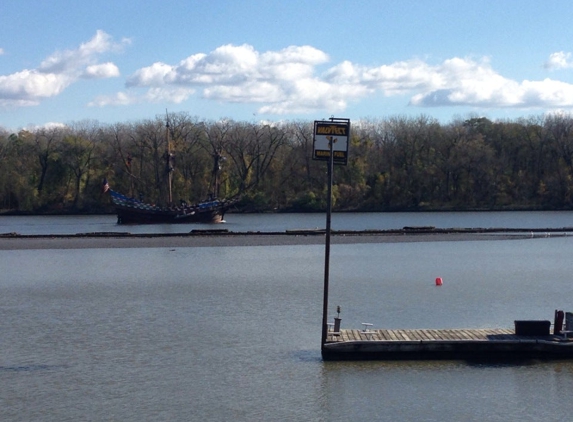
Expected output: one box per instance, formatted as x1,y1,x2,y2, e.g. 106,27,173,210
0,69,72,107
7,35,573,115
82,62,120,79
0,48,4,56
0,30,128,108
119,43,351,113
89,87,195,107
410,58,573,108
89,91,136,107
544,51,573,70
23,121,68,131
42,121,67,129
320,54,573,111
126,62,174,87
39,30,125,74
122,44,573,115
126,44,328,90
144,87,195,103
323,59,442,97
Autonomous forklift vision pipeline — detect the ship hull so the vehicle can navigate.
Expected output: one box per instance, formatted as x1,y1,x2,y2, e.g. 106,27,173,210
109,190,231,224
115,205,226,224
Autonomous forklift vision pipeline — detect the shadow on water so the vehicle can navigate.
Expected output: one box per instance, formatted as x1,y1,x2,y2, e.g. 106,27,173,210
292,349,323,363
0,364,59,372
464,357,573,367
292,349,573,367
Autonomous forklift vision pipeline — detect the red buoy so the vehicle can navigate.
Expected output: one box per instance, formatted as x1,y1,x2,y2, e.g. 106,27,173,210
435,277,443,286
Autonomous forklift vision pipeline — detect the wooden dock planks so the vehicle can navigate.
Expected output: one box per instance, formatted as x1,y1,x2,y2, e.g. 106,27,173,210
326,327,571,343
323,327,573,360
327,328,513,342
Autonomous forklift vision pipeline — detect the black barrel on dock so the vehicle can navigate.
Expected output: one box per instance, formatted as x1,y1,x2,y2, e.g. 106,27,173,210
514,320,551,336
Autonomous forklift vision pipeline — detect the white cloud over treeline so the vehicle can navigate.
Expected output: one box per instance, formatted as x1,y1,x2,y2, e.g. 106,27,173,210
0,30,127,108
2,31,573,114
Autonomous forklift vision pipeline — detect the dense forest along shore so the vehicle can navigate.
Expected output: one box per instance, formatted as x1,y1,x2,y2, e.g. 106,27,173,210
4,114,573,215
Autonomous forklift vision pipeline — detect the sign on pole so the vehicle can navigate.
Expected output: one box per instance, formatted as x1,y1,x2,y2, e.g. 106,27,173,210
316,117,350,354
313,118,350,166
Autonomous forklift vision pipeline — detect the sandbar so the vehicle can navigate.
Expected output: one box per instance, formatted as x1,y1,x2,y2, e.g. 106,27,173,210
0,232,535,250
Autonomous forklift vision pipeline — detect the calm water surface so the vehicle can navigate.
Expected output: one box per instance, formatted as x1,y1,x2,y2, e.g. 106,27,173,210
2,210,573,235
2,214,573,420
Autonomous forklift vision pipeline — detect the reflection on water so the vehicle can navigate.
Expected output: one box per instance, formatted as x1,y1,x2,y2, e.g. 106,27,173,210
321,359,573,421
2,235,573,420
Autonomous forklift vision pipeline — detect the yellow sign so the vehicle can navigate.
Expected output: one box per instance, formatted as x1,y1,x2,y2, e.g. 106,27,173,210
313,119,350,165
316,125,348,136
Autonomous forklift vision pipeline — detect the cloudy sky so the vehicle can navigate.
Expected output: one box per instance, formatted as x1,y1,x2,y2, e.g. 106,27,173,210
2,0,573,130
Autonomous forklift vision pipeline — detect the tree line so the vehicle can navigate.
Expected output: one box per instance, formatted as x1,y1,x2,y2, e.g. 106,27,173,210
2,112,573,214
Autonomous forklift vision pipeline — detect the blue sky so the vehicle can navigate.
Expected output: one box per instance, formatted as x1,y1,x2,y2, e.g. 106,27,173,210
2,0,573,130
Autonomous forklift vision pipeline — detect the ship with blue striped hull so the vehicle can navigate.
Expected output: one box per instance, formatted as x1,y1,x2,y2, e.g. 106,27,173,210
108,190,235,224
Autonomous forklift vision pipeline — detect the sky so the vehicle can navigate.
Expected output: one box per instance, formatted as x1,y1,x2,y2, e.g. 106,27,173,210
2,0,573,131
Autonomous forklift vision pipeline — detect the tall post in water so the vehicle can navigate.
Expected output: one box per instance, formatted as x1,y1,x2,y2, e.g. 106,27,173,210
313,117,350,356
165,111,173,205
320,133,335,351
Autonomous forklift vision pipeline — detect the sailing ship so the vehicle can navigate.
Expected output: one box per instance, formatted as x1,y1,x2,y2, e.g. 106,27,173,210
107,190,235,224
104,115,237,224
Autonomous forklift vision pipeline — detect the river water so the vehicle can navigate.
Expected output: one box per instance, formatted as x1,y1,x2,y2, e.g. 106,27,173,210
2,212,573,421
2,210,573,235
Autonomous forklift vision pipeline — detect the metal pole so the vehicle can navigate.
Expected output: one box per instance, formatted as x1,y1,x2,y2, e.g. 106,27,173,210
321,132,334,352
165,111,173,205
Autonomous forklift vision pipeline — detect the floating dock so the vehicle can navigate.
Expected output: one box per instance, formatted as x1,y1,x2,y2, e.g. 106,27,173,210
322,327,573,361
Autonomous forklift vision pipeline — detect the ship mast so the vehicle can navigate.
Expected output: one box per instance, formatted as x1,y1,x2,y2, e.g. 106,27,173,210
211,148,222,199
